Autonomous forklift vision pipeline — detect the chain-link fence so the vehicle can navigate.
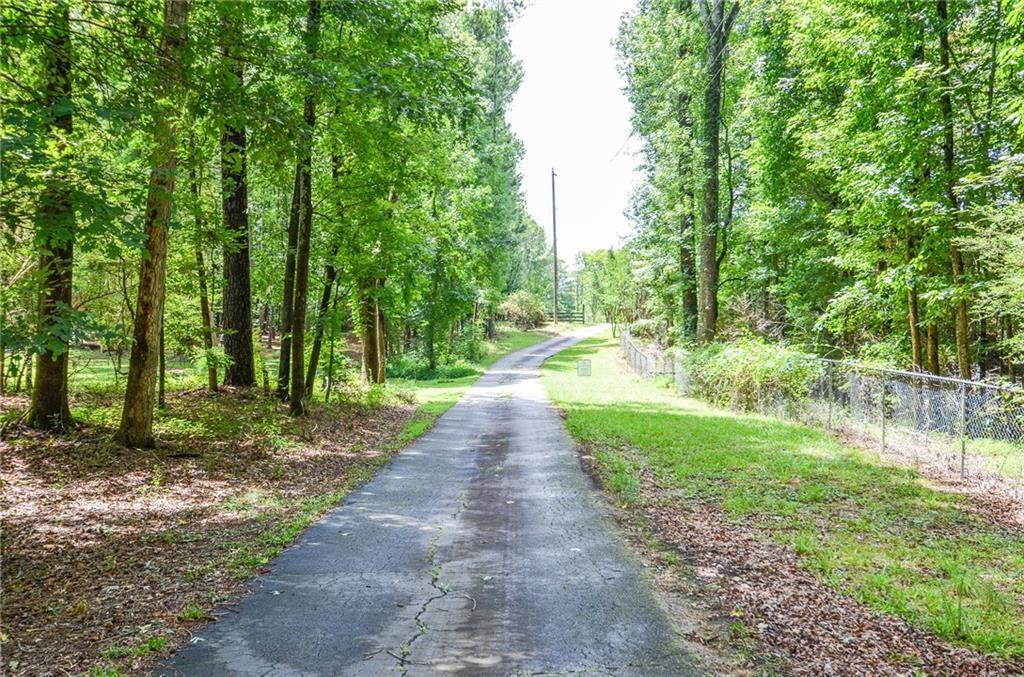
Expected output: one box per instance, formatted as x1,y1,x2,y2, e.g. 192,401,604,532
620,331,1024,493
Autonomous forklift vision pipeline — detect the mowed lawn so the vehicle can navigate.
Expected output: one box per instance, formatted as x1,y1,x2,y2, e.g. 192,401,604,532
541,332,1024,659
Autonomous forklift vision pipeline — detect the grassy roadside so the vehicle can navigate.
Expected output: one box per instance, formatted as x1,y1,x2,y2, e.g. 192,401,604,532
0,324,567,676
388,324,564,444
541,331,1024,662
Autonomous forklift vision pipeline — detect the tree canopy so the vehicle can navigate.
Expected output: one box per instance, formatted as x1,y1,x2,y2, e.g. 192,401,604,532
1,0,557,438
584,0,1024,381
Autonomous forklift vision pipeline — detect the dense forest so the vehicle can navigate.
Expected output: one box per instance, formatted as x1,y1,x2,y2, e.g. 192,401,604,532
582,0,1024,382
1,0,564,442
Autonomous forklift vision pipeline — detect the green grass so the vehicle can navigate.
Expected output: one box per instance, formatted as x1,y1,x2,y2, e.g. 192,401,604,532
541,331,1024,660
176,601,208,622
967,438,1024,480
67,348,194,391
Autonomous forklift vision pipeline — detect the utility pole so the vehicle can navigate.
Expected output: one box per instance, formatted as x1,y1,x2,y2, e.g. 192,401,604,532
551,168,558,323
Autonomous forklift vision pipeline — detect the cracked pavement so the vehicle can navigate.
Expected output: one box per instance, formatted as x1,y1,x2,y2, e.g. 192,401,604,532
157,328,700,676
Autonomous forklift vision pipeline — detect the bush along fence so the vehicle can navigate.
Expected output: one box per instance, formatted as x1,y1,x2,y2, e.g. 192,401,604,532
620,331,1024,495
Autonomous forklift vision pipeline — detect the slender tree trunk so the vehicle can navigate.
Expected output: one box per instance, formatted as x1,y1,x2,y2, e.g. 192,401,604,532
117,0,189,448
907,235,923,371
277,165,301,400
21,352,32,393
325,292,339,403
305,156,343,397
29,1,74,431
680,211,698,337
1005,317,1017,383
926,322,940,375
220,51,255,387
937,0,971,380
189,156,218,392
908,286,923,370
696,0,738,343
288,0,320,417
304,257,337,398
375,296,387,383
265,303,274,348
978,317,989,377
196,248,218,391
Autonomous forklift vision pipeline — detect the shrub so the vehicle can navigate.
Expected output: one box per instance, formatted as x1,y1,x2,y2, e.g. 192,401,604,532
451,322,484,363
682,339,823,411
498,291,546,329
386,354,479,381
628,318,664,342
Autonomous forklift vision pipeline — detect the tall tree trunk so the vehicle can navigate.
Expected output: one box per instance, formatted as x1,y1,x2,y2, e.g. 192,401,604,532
680,210,698,337
676,87,698,337
325,293,339,403
276,165,302,400
937,0,971,380
196,248,218,391
695,0,739,344
29,1,74,431
288,0,320,417
1,324,6,396
117,0,189,448
375,297,386,383
360,285,379,385
304,256,337,398
1004,317,1017,383
220,49,255,387
189,155,218,392
305,156,343,396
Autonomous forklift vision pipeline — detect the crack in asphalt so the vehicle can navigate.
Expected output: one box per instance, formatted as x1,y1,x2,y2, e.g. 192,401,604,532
156,327,700,676
390,478,474,675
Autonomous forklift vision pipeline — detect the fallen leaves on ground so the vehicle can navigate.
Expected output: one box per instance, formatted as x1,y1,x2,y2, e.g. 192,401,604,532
633,469,1024,676
1,388,416,675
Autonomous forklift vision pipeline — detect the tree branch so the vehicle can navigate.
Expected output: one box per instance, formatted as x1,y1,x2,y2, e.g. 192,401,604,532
724,1,740,38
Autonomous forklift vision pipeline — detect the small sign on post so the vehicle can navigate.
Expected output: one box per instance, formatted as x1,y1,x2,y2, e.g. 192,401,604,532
577,359,592,377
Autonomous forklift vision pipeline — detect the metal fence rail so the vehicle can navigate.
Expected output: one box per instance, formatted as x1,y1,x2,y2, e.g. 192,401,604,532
620,331,1024,487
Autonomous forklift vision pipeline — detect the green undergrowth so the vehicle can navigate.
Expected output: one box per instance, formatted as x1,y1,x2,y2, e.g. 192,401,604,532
541,331,1024,660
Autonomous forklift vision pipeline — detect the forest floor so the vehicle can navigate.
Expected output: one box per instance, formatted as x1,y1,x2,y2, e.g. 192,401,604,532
0,325,561,676
542,332,1024,676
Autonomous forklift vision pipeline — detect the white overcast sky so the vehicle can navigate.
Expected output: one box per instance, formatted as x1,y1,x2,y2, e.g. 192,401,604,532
507,0,641,268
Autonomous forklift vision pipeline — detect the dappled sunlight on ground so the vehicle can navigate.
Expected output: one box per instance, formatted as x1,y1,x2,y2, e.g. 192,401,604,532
0,388,416,674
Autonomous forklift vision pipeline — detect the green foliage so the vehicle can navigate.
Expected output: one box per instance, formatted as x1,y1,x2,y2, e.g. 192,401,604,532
682,340,823,410
627,318,663,342
387,356,478,382
607,0,1024,379
498,290,546,329
0,0,554,426
176,601,207,622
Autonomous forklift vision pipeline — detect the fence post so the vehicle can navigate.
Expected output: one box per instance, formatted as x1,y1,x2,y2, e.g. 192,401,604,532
880,373,887,452
827,362,834,431
959,381,967,480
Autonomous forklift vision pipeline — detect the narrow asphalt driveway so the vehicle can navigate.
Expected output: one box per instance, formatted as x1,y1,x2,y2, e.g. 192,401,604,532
159,328,698,676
